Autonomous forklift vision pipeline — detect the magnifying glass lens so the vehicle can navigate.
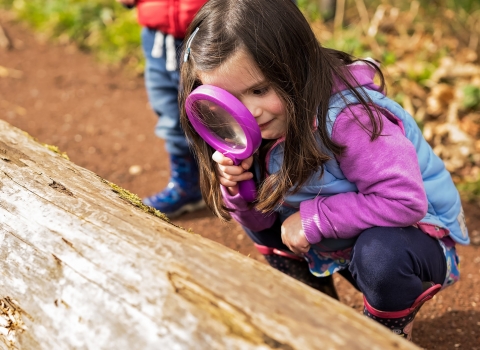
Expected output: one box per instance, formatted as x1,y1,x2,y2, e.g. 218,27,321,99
192,100,247,149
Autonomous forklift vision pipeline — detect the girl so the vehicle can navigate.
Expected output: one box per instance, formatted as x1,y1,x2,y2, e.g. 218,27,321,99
179,0,469,340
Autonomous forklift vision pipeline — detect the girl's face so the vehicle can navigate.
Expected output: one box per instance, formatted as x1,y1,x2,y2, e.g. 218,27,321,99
198,50,287,140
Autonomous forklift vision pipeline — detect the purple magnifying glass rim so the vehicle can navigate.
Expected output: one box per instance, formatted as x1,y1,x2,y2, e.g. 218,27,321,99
185,85,261,164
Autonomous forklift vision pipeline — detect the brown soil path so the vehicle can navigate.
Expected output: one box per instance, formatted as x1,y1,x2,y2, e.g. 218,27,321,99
1,11,479,349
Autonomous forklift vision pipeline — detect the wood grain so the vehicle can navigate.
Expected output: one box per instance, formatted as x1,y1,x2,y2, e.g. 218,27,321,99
0,119,418,349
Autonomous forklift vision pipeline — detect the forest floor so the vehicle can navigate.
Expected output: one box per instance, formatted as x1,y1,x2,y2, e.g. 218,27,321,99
0,10,479,349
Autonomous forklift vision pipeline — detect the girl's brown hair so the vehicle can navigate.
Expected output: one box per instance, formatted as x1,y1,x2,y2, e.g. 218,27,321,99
179,0,385,220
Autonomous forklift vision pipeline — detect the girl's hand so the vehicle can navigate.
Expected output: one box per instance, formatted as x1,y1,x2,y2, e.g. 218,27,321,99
281,212,311,255
212,151,253,196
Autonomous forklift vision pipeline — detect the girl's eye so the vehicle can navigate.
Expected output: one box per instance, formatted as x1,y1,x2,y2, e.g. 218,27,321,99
252,86,269,95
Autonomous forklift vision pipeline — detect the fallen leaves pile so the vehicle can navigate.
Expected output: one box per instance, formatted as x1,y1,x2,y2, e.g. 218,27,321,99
312,0,480,183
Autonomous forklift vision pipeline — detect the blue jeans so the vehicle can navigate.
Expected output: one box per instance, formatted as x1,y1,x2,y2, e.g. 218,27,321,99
141,27,190,156
243,222,447,311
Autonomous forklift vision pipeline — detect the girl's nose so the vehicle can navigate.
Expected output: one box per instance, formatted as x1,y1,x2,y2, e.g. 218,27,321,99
251,106,262,118
240,97,262,119
245,102,262,119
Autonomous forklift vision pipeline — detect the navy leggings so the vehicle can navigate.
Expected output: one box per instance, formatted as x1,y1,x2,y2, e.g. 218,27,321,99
243,221,447,311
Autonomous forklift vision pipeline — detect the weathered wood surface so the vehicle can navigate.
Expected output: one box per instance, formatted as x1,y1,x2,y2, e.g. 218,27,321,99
0,119,418,349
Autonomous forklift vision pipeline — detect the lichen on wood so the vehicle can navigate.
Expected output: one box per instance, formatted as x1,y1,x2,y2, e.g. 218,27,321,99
103,179,170,222
40,144,69,161
19,131,69,160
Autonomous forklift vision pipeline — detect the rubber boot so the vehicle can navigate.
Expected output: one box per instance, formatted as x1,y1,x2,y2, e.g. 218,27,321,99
363,283,442,341
257,244,339,300
143,153,205,218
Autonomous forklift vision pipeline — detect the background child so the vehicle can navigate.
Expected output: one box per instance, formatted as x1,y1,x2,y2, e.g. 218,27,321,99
179,0,470,341
117,0,207,218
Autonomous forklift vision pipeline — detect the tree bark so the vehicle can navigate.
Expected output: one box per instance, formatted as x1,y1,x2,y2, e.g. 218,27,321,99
0,119,418,349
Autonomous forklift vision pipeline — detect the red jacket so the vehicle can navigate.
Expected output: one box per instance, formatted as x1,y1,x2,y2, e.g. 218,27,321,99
136,0,207,39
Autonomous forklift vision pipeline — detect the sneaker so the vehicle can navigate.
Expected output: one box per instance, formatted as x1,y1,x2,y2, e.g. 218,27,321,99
143,153,205,218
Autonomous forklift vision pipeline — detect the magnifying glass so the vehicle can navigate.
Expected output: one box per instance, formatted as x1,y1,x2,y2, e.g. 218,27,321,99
185,85,262,202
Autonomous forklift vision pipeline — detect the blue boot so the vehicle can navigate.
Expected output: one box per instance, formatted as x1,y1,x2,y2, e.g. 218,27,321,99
143,153,205,218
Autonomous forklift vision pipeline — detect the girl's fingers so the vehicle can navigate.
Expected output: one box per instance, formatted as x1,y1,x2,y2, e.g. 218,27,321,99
217,163,247,176
212,151,233,166
241,156,254,170
213,151,253,188
218,176,239,188
218,169,253,182
218,171,252,187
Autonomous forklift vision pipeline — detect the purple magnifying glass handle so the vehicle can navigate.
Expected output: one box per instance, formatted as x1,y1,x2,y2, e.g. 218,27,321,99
186,85,262,202
238,179,257,202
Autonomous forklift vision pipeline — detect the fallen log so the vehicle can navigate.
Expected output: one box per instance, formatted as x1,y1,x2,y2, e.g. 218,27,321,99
0,119,418,349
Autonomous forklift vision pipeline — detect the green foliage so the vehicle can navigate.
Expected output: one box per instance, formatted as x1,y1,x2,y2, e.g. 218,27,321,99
1,0,477,72
382,51,397,66
324,31,374,58
458,179,480,204
0,0,142,68
462,85,480,111
405,62,436,85
297,0,322,21
298,0,340,22
431,0,480,14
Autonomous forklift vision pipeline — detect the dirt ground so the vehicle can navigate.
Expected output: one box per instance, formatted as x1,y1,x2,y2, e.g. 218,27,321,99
1,10,479,349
